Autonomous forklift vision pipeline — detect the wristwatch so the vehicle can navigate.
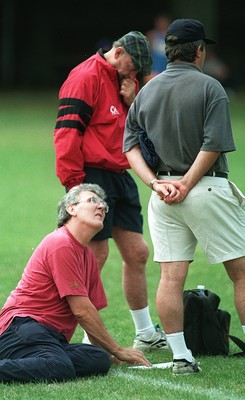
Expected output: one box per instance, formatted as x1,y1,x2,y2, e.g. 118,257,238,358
149,178,158,190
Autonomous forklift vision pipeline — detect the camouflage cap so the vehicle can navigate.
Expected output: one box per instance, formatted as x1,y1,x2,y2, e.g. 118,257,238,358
117,31,152,76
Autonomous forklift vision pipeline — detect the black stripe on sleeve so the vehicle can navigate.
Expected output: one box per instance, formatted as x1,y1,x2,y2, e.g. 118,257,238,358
55,119,85,133
55,97,93,133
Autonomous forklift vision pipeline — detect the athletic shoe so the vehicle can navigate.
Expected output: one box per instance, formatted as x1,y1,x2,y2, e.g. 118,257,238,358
172,358,201,375
133,323,169,351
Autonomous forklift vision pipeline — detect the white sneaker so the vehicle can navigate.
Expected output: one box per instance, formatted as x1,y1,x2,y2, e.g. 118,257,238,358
172,358,201,375
133,324,169,351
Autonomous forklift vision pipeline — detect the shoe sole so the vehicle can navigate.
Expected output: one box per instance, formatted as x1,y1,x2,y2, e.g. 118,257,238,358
134,344,170,352
172,365,201,375
173,369,201,375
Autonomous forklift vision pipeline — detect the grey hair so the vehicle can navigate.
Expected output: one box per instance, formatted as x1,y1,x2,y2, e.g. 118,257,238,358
165,37,205,62
112,39,125,51
57,183,107,228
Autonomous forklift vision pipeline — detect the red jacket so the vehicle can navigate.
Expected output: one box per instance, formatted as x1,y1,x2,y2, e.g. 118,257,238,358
54,51,139,190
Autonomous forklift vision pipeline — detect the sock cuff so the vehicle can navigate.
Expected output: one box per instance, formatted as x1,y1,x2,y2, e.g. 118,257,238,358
166,332,184,338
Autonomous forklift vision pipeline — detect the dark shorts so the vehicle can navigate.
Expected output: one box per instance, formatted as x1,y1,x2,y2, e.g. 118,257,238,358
84,167,143,240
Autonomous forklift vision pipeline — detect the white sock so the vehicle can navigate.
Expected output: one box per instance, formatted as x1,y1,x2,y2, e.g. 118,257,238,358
82,330,91,345
166,332,193,362
129,306,155,339
242,325,245,335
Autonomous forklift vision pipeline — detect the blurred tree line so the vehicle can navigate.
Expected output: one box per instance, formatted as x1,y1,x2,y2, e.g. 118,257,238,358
0,0,244,90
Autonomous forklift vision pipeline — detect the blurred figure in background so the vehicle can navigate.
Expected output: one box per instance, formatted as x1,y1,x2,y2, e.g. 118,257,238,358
203,49,236,95
95,37,113,52
143,13,171,83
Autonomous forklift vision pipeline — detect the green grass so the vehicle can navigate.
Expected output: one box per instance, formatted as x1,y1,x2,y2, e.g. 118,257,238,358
0,90,245,399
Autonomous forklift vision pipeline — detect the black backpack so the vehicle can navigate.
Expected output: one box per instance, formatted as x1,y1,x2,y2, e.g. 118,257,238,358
183,289,231,356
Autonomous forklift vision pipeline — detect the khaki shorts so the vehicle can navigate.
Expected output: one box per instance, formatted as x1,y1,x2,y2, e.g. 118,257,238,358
148,176,245,264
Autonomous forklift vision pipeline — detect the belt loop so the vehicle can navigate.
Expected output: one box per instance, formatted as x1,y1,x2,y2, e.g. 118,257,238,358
167,171,171,176
212,171,215,177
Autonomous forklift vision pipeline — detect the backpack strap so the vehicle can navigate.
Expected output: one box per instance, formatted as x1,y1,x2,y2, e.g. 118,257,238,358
229,334,245,356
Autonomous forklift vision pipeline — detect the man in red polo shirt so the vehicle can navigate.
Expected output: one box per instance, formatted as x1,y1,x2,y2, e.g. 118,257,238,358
0,183,150,383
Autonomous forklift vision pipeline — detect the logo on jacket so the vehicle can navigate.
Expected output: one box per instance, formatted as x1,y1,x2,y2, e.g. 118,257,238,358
110,105,120,115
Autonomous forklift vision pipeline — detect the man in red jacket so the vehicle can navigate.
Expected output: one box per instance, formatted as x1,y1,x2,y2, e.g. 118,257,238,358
54,31,169,350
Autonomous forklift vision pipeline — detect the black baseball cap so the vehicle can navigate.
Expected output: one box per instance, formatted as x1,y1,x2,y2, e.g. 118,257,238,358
165,18,216,45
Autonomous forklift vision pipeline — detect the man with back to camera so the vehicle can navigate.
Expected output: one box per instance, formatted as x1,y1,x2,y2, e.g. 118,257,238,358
123,18,245,375
54,31,170,350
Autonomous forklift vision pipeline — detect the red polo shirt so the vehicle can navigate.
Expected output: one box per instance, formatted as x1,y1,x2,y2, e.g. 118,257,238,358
0,226,107,341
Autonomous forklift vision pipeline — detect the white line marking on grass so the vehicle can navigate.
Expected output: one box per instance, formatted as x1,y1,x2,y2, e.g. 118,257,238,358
113,371,244,400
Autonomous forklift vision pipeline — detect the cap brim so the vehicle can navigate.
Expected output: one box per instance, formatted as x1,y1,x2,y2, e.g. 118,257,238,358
204,38,216,44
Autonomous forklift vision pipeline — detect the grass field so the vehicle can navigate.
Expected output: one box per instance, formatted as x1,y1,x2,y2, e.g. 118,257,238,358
0,90,245,399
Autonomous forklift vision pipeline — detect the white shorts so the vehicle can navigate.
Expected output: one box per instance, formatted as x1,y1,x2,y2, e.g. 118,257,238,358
148,176,245,264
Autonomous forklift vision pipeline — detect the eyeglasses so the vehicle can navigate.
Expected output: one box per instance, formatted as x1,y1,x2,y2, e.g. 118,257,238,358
74,195,109,213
